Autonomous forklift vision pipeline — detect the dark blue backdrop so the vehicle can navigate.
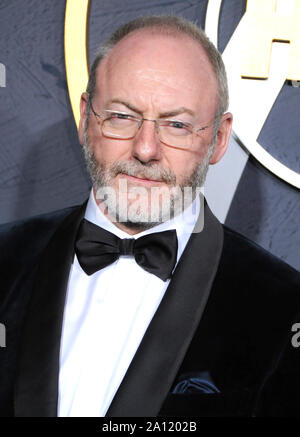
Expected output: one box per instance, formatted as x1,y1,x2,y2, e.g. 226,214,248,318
0,0,299,271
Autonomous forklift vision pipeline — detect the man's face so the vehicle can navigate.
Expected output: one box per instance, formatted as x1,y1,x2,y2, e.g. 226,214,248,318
78,30,232,233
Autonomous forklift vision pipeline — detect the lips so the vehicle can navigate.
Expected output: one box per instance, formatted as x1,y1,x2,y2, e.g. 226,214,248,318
119,172,163,183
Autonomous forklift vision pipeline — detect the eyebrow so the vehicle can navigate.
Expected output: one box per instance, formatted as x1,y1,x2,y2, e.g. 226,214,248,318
105,99,195,118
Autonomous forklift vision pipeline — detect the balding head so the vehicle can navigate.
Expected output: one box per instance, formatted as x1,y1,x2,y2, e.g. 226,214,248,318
86,15,229,119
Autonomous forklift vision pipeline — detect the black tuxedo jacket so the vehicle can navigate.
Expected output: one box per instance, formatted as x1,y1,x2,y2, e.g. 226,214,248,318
1,200,300,417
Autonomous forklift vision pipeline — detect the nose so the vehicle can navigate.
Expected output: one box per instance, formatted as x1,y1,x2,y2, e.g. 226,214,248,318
132,119,162,164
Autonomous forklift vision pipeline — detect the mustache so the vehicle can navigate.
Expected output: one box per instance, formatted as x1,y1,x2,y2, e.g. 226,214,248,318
108,161,177,185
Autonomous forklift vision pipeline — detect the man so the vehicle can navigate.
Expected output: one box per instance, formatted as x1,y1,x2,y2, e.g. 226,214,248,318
0,15,300,417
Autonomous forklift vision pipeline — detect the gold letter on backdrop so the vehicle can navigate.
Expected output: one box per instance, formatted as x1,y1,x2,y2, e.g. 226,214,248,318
64,0,90,127
241,0,300,80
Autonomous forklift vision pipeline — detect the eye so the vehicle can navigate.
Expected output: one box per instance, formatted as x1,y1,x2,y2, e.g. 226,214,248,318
169,121,186,129
106,112,135,123
104,112,137,130
162,120,192,137
109,112,133,120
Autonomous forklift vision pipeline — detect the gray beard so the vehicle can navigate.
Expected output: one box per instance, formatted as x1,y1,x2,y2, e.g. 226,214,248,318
82,128,215,231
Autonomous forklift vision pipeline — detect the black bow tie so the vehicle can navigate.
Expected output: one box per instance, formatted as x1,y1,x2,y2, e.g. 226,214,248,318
75,219,178,281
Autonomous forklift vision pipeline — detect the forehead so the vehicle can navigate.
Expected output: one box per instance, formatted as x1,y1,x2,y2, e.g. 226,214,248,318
95,30,218,115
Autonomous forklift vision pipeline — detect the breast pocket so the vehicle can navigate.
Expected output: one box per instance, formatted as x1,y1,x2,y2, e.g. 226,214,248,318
158,389,255,417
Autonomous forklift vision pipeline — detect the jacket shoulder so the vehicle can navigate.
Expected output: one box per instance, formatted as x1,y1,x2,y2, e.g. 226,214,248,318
218,225,300,301
0,205,82,301
0,206,80,255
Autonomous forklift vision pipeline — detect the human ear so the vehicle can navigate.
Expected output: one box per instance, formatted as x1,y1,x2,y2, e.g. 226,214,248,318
78,92,89,145
209,112,233,164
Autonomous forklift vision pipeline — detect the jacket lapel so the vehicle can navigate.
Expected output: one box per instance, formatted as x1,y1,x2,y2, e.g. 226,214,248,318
14,202,87,417
106,198,224,417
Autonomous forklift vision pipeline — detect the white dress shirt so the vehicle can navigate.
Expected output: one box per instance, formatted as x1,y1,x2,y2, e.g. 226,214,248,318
58,189,200,417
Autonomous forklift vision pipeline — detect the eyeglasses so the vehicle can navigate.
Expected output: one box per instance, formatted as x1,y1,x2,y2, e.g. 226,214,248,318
89,101,220,150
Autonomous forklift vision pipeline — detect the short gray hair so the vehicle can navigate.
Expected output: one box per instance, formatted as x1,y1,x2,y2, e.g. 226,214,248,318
86,15,229,119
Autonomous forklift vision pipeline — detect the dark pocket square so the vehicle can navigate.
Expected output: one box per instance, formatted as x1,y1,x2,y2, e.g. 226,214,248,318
172,371,220,394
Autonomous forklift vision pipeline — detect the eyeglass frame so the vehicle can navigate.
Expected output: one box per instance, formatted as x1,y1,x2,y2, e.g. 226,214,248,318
88,98,222,148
